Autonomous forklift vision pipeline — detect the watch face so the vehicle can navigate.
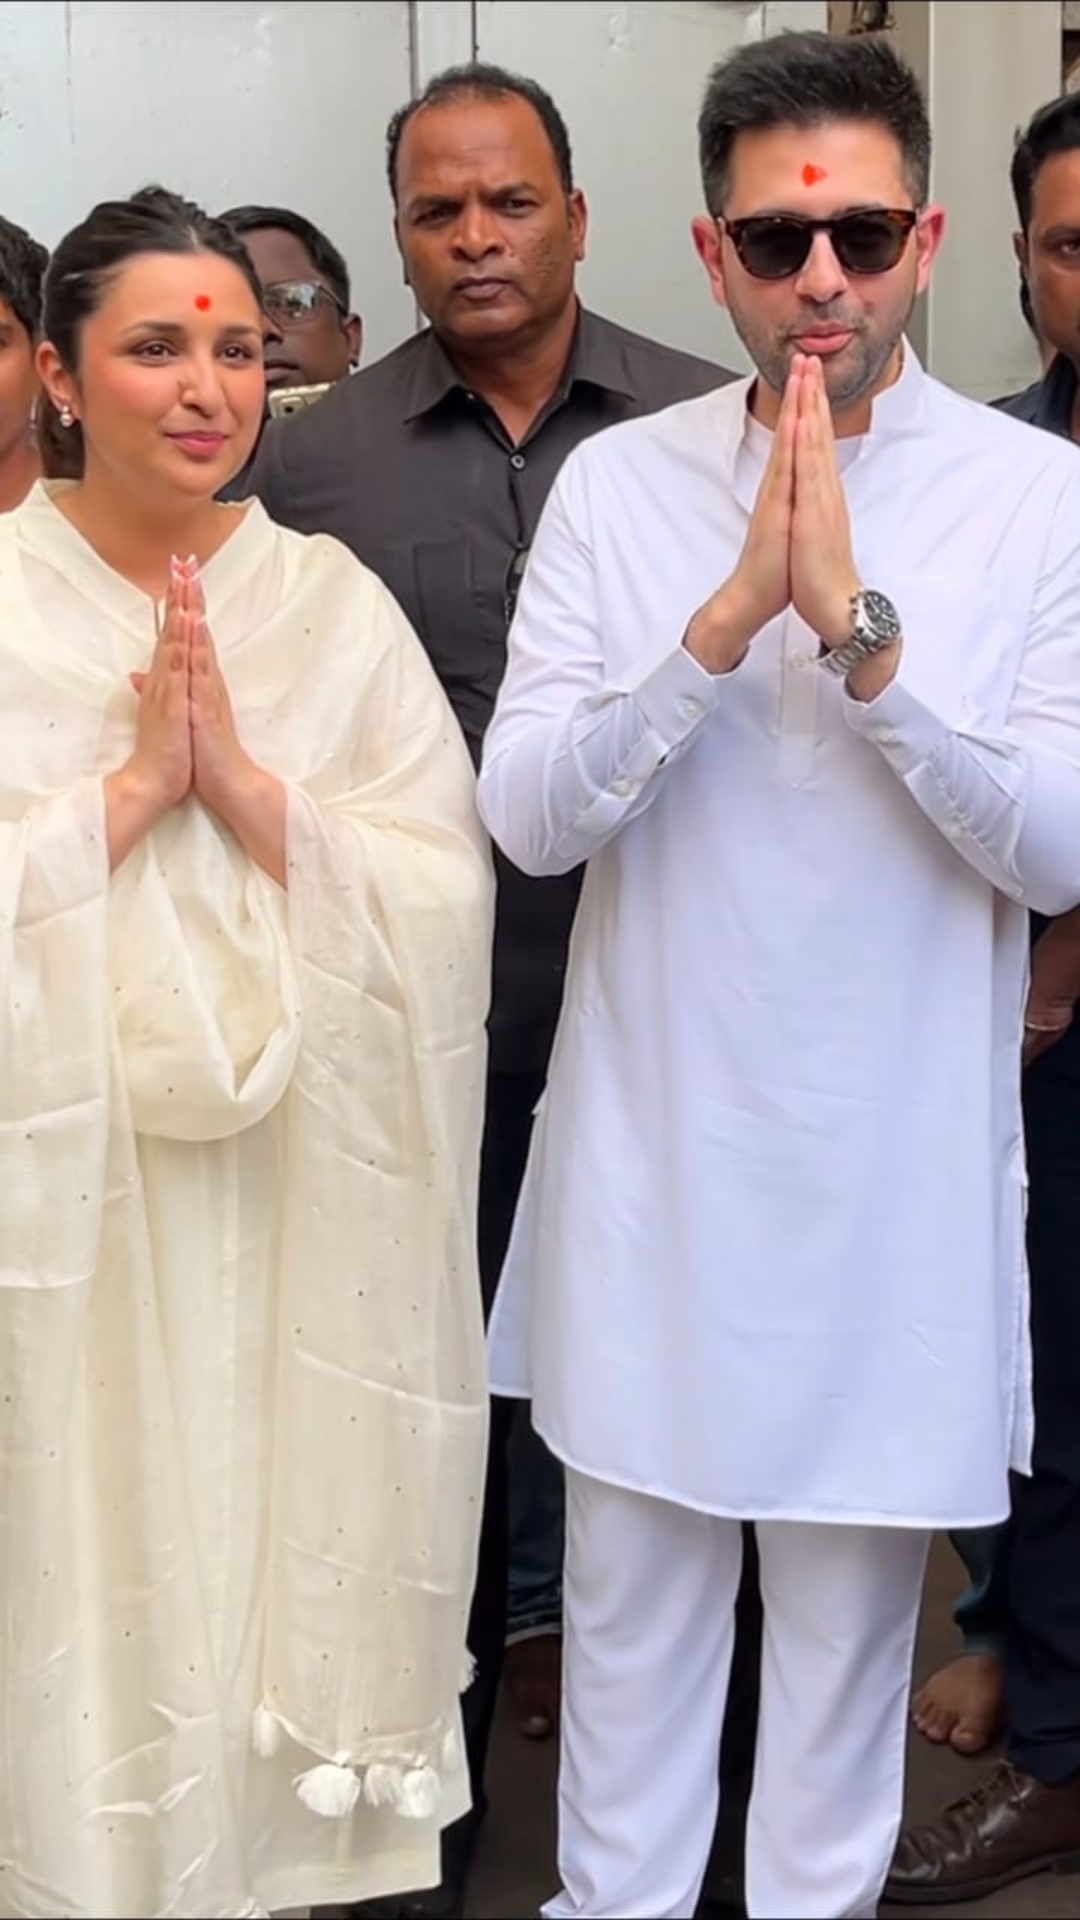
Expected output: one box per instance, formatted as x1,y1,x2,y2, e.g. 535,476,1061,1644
858,589,902,642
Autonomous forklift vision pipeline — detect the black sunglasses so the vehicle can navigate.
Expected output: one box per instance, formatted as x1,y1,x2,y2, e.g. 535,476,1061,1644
721,209,918,281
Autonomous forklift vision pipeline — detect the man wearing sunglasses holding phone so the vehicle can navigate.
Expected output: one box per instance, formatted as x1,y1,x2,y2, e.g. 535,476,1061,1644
477,30,1080,1920
222,204,362,394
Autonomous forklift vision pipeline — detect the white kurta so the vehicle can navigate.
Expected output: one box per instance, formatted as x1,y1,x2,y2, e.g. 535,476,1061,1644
0,487,492,1918
478,350,1080,1530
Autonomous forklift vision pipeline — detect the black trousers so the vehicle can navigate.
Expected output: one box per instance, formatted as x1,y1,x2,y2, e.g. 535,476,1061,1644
444,1069,545,1878
1005,1026,1080,1785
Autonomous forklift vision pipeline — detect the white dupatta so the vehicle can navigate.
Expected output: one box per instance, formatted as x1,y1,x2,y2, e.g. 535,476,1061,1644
0,487,493,1910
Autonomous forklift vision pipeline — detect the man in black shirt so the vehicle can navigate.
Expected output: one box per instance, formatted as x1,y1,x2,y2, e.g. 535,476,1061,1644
245,61,733,1918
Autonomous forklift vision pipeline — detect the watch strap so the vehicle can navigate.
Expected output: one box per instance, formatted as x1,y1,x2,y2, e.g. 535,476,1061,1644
820,630,879,677
819,589,900,677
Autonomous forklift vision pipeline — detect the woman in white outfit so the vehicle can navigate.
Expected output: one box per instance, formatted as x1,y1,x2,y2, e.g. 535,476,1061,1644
0,187,492,1919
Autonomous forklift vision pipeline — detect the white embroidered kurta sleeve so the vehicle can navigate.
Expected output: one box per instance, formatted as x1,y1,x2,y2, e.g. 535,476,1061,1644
0,781,111,1294
845,464,1080,915
478,450,729,876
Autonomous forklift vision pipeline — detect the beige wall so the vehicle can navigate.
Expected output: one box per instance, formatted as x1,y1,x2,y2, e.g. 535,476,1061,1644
926,1,1062,398
829,2,1063,398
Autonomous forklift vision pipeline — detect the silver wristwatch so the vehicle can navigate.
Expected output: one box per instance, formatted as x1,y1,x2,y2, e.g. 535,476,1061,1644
819,588,902,677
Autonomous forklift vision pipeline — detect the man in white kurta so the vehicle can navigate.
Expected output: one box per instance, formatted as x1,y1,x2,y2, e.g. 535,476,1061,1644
477,30,1080,1920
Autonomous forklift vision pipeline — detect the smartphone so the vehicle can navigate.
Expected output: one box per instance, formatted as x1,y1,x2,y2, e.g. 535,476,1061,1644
268,382,332,420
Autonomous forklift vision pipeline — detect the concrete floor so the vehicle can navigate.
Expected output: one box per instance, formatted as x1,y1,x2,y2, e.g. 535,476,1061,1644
467,1537,1080,1919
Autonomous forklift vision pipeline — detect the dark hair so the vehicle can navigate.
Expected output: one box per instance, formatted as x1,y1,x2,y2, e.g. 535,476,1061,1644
220,202,351,312
1011,92,1080,233
385,62,574,206
0,215,48,340
698,29,931,216
1019,273,1037,337
41,185,263,478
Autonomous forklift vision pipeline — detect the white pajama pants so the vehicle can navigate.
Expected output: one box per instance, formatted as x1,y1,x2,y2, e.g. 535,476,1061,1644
545,1470,930,1920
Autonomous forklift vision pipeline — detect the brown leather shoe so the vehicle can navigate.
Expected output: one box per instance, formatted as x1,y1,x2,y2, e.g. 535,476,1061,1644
886,1760,1080,1905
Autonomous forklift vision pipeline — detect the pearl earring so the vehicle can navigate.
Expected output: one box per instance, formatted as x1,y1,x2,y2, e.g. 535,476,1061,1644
58,403,74,428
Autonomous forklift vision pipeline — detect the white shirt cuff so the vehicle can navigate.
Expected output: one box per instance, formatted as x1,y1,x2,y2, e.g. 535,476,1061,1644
842,664,945,776
631,643,728,748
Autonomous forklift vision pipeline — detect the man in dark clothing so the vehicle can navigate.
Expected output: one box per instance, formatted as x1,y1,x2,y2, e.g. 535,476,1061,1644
221,204,362,394
243,61,734,1918
889,90,1080,1906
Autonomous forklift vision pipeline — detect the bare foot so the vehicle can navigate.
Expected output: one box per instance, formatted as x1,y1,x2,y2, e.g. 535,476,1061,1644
504,1632,561,1741
911,1652,1004,1755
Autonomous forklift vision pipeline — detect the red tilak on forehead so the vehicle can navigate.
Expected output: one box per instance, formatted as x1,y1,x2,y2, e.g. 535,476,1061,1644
802,164,827,186
194,294,212,312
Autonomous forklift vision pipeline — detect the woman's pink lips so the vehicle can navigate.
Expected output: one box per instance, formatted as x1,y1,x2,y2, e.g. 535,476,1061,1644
167,431,228,458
